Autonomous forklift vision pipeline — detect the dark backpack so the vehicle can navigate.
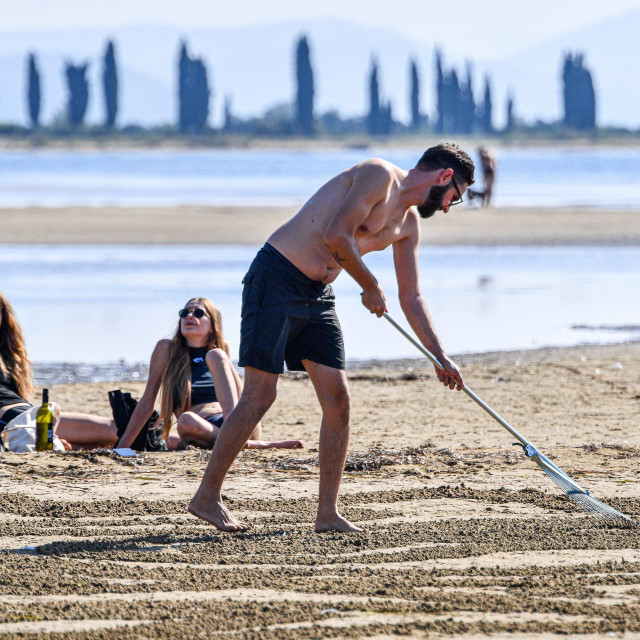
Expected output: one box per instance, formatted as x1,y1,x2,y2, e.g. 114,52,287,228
108,389,167,452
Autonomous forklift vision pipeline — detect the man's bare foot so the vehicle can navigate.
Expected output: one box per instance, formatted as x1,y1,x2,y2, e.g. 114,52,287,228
246,439,304,450
188,496,252,532
315,512,365,533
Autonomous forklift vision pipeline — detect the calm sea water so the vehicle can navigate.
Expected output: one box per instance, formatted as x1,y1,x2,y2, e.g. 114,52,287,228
0,147,639,208
2,245,639,371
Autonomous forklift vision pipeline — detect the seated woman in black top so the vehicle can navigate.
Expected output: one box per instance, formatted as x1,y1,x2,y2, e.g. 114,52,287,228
0,292,116,447
117,297,303,450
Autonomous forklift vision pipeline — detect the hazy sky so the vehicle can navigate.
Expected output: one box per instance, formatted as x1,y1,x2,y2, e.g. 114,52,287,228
4,0,640,60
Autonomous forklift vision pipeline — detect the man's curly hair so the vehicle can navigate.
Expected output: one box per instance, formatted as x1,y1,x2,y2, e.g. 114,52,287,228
416,142,475,185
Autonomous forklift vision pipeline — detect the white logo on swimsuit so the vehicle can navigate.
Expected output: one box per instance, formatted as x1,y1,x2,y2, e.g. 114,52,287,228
193,357,204,363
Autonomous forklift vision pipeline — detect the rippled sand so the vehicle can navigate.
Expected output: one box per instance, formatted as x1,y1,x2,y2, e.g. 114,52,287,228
1,342,639,638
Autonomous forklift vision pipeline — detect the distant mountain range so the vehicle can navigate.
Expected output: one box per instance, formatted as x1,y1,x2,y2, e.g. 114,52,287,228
0,12,637,129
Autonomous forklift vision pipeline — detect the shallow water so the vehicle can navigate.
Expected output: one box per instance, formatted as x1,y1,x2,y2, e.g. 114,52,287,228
2,244,639,376
1,147,639,208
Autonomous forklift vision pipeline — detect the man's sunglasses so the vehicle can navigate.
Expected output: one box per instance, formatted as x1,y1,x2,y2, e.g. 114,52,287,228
179,308,206,319
450,176,464,207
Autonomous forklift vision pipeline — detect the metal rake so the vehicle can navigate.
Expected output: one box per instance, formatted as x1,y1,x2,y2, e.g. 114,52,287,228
383,312,636,527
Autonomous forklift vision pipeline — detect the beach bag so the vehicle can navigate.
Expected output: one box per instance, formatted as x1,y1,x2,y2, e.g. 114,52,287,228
108,390,167,452
0,404,65,453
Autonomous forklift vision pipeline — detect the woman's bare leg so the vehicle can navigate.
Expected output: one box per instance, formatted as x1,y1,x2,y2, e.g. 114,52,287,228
56,413,118,449
165,434,183,450
178,410,303,450
245,438,303,449
177,411,219,448
249,422,262,440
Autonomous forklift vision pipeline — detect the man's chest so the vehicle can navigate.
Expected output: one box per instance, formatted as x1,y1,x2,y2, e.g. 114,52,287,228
354,203,407,251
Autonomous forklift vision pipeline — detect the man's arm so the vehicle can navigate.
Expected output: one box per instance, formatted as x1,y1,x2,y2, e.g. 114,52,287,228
392,214,464,390
323,162,391,316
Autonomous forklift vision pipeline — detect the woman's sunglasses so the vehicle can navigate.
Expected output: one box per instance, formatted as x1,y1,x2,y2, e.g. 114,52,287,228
178,308,206,319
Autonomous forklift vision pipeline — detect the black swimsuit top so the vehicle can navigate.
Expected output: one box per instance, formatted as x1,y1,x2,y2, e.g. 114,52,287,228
173,347,218,410
0,371,28,410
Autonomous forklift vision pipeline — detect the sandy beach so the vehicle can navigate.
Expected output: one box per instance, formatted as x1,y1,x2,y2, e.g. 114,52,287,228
2,205,640,245
1,341,640,638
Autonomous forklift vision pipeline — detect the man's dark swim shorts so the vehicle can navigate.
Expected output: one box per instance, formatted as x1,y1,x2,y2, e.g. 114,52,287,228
238,243,345,374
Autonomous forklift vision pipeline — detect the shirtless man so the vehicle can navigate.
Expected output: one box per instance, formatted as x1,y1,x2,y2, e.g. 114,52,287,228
189,142,475,533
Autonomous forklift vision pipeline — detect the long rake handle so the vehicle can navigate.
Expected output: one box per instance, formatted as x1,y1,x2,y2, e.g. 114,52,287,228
382,312,531,448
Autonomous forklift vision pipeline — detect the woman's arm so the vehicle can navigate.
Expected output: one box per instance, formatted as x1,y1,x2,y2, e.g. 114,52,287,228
117,340,170,448
206,348,239,418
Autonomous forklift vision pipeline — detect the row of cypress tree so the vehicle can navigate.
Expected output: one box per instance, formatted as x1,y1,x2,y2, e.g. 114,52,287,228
367,53,502,136
21,36,596,134
26,41,117,129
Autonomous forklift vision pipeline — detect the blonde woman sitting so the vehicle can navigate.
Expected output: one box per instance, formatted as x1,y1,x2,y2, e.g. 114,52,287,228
116,297,303,450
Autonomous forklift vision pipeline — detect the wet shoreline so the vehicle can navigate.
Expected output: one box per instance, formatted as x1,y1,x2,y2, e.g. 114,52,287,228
32,337,640,386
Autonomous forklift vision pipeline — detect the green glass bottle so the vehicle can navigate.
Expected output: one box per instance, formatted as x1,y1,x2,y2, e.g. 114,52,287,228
35,388,54,452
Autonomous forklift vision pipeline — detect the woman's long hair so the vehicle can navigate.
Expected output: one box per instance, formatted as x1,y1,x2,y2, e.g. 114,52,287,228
159,297,229,438
0,292,34,401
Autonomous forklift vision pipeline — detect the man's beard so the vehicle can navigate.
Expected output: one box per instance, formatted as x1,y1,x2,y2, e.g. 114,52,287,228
417,184,448,219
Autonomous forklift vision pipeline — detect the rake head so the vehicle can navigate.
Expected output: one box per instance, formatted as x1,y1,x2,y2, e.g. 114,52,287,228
523,444,636,527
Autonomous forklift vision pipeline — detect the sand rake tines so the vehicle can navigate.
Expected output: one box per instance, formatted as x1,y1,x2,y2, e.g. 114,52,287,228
529,449,636,526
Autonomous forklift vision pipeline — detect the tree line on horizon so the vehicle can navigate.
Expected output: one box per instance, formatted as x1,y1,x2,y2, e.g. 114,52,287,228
18,36,598,137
